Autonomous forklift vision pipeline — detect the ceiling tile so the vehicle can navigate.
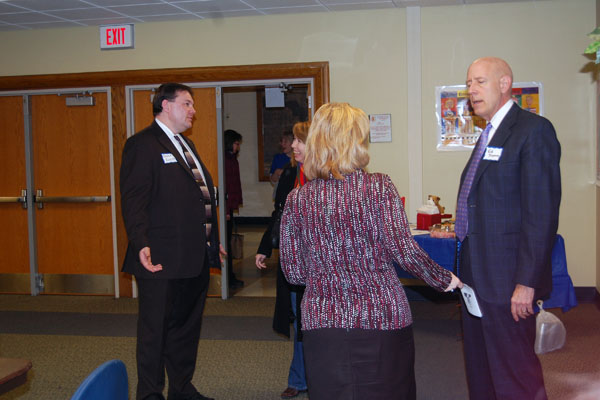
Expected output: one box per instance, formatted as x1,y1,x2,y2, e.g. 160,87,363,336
3,0,86,11
108,4,185,17
47,7,123,20
171,0,252,13
0,12,63,24
86,0,165,5
139,13,201,22
244,0,319,7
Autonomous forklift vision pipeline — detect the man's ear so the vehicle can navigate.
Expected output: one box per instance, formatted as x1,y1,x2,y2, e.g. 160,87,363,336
161,99,170,113
499,75,512,94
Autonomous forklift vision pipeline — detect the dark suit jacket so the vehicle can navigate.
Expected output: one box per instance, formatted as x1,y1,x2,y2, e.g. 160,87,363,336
120,121,220,280
460,103,561,303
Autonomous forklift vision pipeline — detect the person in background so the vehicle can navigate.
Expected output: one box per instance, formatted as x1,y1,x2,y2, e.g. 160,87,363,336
270,131,294,184
256,121,311,399
280,103,461,400
120,83,224,400
224,129,244,290
455,57,561,400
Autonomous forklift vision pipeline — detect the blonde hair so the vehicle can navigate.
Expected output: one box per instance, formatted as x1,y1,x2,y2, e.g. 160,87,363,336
290,121,310,167
304,102,370,180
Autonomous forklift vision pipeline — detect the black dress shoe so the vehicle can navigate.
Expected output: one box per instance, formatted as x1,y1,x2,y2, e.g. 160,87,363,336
229,277,244,289
168,392,214,400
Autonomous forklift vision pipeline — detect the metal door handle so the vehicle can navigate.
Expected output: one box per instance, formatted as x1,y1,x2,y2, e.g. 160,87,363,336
0,189,28,209
35,189,110,209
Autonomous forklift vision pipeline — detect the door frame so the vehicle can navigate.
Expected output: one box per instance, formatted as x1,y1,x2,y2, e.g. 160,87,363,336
0,87,118,296
0,62,330,297
126,77,315,299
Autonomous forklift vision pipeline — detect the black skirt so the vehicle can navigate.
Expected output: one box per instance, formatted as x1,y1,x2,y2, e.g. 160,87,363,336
303,326,416,400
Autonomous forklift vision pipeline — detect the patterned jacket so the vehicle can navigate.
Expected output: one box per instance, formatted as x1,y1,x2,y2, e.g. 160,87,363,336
280,169,451,330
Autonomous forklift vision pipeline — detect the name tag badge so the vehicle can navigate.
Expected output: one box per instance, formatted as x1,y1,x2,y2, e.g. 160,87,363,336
483,147,503,162
161,153,177,164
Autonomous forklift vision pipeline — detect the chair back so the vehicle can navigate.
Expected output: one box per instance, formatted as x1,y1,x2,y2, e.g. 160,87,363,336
70,359,128,400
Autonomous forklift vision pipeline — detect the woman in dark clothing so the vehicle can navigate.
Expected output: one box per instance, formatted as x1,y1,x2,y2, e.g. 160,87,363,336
224,129,244,289
256,121,310,399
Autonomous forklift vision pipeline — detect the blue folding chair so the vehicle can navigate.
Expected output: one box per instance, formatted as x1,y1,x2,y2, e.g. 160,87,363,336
70,359,128,400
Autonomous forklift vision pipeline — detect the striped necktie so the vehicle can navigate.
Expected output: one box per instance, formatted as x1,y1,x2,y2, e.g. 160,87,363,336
455,123,492,242
174,134,213,239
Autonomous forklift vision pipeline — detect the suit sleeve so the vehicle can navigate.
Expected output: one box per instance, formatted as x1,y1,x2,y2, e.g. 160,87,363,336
516,118,561,288
120,135,153,255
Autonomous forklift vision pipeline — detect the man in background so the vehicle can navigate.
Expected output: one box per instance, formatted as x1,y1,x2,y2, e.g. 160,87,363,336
455,57,561,399
121,83,224,400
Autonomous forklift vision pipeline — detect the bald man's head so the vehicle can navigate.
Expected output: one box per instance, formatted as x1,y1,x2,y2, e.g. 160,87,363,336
466,57,514,121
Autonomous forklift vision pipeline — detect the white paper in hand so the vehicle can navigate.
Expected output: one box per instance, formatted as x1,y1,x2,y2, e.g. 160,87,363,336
460,284,483,317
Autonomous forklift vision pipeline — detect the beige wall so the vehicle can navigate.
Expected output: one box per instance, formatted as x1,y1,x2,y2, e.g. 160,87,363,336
0,0,596,287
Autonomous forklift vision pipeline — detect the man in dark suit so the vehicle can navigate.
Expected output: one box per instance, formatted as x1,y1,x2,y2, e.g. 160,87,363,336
455,58,561,399
120,83,224,400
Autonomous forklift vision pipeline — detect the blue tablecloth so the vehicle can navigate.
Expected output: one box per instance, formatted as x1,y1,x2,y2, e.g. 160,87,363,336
395,234,577,312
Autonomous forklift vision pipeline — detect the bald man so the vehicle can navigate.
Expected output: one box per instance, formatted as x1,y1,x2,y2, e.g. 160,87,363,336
455,57,561,399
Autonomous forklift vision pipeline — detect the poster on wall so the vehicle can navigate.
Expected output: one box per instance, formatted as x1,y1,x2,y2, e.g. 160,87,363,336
435,82,543,151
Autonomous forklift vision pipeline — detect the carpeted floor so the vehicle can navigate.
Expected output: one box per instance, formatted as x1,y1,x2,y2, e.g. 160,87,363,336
1,294,599,399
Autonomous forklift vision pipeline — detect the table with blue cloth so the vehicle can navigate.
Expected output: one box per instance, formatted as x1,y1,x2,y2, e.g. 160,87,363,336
395,234,577,312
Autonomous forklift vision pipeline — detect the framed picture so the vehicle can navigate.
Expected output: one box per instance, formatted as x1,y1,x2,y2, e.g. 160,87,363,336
256,86,309,181
435,82,543,151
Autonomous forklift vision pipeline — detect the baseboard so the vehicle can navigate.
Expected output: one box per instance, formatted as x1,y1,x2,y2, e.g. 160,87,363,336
234,216,270,225
574,287,600,304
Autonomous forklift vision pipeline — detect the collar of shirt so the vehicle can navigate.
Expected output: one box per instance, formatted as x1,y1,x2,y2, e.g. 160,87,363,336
486,100,516,145
155,118,207,182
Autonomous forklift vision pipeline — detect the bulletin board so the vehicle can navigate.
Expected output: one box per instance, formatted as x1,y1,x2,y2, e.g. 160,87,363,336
435,82,543,151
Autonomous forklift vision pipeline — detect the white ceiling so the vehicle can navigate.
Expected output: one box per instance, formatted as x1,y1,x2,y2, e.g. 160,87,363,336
0,0,539,31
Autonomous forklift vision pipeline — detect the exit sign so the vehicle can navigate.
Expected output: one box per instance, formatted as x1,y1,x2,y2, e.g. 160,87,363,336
100,24,134,50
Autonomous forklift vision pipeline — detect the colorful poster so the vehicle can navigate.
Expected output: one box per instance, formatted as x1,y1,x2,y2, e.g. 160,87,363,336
435,82,543,151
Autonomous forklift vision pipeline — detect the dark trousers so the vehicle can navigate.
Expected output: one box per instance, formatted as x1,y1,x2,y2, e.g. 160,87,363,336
460,238,547,400
135,265,210,400
303,327,416,400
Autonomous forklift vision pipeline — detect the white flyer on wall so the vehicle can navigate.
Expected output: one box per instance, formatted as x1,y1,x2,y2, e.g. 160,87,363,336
369,114,392,143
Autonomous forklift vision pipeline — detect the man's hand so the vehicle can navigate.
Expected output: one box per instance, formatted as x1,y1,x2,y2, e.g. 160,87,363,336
511,284,535,321
219,244,227,264
139,247,163,273
255,254,268,269
270,168,283,184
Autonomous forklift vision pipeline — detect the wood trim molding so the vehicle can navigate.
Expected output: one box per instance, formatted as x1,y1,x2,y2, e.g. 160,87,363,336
0,62,329,297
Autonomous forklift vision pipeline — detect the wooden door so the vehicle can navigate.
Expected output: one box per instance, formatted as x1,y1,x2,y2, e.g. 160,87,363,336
0,96,30,293
32,92,114,294
131,87,221,295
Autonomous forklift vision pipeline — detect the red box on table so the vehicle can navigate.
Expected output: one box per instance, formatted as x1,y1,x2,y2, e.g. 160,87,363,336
416,213,441,230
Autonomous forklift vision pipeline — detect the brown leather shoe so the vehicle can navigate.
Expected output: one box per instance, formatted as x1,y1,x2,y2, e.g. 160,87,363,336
280,387,306,398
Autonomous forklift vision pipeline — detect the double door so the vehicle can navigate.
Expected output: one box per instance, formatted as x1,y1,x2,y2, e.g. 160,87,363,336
0,91,115,295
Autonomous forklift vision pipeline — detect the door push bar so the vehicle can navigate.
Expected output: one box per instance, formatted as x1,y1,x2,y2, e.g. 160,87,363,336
35,189,111,209
0,189,28,209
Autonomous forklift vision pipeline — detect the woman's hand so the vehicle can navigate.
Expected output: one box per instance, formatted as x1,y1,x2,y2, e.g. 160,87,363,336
255,254,268,269
444,273,463,292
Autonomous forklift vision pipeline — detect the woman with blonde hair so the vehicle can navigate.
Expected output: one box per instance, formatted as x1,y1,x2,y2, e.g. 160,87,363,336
280,103,461,400
256,121,311,399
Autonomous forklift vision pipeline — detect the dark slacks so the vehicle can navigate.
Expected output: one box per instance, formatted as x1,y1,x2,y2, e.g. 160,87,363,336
135,265,210,400
303,326,416,400
460,238,547,400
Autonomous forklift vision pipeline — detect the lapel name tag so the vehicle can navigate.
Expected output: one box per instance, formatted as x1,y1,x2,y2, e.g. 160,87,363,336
483,147,503,162
161,153,177,164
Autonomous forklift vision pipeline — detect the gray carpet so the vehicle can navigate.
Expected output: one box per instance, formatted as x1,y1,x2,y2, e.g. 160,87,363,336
1,295,599,399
